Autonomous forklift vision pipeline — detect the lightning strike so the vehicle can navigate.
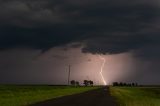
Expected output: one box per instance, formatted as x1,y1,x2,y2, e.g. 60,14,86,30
99,55,107,85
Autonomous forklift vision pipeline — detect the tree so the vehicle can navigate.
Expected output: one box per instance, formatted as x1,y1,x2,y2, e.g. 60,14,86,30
89,80,94,86
132,83,135,87
113,82,119,86
83,80,89,86
70,80,76,86
119,82,123,86
127,83,131,87
123,83,127,86
75,81,80,86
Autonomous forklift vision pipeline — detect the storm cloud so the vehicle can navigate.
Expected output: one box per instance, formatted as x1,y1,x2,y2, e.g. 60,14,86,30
0,0,160,84
0,0,160,57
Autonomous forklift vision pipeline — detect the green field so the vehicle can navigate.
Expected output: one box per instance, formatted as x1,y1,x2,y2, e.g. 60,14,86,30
0,85,99,106
110,87,160,106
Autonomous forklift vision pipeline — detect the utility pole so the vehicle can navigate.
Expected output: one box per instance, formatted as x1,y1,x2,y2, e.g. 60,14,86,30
68,65,71,85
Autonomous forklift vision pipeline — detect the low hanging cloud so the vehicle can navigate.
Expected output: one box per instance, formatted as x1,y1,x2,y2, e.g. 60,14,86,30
0,0,160,60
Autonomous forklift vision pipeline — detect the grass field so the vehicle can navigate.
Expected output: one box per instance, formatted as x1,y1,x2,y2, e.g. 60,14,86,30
110,87,160,106
0,85,99,106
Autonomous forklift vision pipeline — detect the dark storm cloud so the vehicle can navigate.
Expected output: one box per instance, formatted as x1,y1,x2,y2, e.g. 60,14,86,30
1,0,160,85
0,0,160,58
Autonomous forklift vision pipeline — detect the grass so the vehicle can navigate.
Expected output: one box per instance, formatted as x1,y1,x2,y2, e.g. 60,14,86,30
0,85,99,106
110,86,160,106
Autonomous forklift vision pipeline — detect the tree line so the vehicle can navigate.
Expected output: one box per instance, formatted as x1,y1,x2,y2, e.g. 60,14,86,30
113,82,138,87
70,80,94,86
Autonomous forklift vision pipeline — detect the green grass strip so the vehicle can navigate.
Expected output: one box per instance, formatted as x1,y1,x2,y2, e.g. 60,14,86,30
0,85,99,106
110,87,160,106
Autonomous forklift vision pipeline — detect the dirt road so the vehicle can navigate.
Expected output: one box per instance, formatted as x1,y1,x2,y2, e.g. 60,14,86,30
30,86,117,106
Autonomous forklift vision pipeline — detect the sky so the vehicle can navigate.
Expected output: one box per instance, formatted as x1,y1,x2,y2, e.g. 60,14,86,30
0,0,160,85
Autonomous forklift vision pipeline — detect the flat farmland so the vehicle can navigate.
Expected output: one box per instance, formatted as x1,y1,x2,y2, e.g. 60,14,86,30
110,87,160,106
0,85,99,106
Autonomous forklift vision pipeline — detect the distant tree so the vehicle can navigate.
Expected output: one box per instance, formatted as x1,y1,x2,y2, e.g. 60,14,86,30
132,83,135,87
128,83,131,87
113,82,119,86
123,83,127,86
112,82,138,87
119,82,123,86
70,80,76,86
89,80,94,86
75,81,80,86
83,80,89,86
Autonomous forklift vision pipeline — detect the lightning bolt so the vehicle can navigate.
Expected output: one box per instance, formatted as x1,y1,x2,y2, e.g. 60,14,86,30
99,55,107,85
